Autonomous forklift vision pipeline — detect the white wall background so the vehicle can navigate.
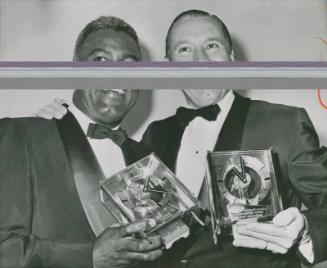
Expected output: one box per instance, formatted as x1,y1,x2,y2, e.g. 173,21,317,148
0,2,327,267
0,0,327,145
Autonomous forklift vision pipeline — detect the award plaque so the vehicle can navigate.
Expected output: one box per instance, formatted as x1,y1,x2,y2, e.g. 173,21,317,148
100,153,205,248
205,149,283,242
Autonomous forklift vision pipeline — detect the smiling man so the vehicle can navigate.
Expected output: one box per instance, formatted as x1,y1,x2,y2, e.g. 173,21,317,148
140,9,327,268
0,16,162,268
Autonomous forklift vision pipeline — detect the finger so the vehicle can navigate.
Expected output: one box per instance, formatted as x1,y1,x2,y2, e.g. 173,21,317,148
123,219,156,236
50,102,68,116
54,98,68,105
266,242,288,254
121,236,162,252
109,223,122,228
44,105,64,119
233,238,288,254
124,248,163,262
273,207,299,227
245,217,304,242
243,222,286,237
236,225,293,249
35,110,54,120
100,219,156,240
233,237,266,249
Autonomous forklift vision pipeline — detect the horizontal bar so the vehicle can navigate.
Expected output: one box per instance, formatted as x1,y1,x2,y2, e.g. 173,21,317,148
0,61,327,68
0,77,325,89
0,62,326,89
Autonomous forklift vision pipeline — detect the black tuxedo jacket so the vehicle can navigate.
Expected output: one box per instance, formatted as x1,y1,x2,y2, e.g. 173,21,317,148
141,94,327,268
0,112,146,268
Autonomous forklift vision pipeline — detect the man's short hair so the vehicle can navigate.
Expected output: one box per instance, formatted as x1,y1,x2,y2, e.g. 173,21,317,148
74,16,140,59
165,9,232,58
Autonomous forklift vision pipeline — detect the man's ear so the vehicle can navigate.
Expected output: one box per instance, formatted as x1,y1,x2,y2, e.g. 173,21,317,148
230,49,235,61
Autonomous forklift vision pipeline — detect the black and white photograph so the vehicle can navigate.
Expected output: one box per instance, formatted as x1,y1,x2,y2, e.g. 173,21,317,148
0,1,327,268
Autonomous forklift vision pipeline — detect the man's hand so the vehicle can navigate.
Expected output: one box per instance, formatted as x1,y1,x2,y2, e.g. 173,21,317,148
33,98,68,119
93,219,163,268
233,207,306,254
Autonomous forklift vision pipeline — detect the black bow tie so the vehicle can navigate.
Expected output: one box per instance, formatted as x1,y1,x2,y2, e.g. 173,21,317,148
86,123,127,146
176,104,220,126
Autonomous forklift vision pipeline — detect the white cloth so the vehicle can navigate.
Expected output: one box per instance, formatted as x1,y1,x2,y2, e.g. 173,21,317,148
175,90,234,197
69,104,125,179
298,215,314,263
299,237,314,263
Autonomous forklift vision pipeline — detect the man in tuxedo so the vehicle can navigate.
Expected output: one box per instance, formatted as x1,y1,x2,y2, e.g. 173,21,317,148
140,9,327,268
33,10,327,268
0,16,162,268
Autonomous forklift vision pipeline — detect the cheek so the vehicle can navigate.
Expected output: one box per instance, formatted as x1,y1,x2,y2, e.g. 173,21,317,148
202,91,218,101
207,50,231,61
171,53,194,62
92,95,127,114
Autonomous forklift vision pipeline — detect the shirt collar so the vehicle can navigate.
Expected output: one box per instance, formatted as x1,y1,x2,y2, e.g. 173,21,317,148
218,90,235,115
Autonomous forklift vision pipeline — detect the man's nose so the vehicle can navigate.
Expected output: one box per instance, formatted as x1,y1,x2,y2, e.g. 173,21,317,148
194,48,209,61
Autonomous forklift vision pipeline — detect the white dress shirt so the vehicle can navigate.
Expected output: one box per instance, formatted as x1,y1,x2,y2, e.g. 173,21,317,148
175,90,234,197
69,104,125,179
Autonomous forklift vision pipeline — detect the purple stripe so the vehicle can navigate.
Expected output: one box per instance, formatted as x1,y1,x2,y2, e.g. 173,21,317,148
0,61,326,68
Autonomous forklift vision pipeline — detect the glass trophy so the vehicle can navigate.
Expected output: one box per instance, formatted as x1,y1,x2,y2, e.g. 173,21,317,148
100,153,205,248
205,149,283,243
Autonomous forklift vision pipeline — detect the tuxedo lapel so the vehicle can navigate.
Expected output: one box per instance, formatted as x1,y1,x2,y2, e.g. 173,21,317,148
56,111,117,236
121,138,152,166
214,94,251,151
161,117,187,172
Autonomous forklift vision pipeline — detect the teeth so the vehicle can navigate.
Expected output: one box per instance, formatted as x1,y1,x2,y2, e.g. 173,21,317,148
102,89,125,94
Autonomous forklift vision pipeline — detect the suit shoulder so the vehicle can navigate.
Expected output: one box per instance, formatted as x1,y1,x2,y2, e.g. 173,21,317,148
147,115,177,130
0,117,58,138
249,99,304,117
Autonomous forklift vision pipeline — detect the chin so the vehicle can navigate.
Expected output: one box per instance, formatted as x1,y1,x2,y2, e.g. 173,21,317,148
185,89,228,108
194,97,222,107
97,117,122,126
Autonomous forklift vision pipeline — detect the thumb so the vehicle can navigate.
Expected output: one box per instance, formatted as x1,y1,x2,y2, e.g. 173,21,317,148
273,207,299,227
55,98,69,105
121,219,157,237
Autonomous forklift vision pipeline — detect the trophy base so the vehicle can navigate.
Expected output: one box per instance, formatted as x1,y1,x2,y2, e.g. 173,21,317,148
158,218,190,249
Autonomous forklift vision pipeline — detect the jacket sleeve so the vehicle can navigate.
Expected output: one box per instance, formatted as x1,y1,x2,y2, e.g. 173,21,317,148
287,109,327,263
301,209,327,264
287,108,327,209
0,119,93,268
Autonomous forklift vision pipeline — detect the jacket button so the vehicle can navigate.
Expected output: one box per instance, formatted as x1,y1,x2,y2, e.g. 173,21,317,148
180,258,188,267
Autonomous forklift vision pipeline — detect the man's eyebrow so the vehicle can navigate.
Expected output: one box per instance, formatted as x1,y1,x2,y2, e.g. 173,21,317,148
122,53,139,61
205,38,224,43
88,48,109,56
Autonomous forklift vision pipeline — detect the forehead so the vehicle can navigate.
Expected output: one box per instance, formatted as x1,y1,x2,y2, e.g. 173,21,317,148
169,15,226,45
76,28,141,60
